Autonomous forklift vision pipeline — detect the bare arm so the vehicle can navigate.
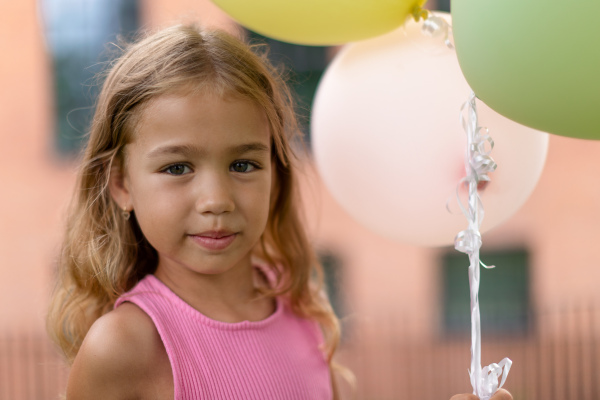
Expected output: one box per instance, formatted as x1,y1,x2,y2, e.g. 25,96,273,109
66,303,167,400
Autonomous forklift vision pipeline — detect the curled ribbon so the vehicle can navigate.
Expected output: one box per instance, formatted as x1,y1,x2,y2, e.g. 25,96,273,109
415,11,455,49
422,14,454,49
478,358,513,399
454,91,512,400
454,228,481,254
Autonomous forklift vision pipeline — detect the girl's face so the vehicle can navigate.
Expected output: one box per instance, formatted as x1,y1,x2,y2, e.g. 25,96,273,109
110,90,274,278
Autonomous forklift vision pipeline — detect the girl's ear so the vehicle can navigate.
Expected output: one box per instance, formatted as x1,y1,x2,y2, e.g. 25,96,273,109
108,160,132,211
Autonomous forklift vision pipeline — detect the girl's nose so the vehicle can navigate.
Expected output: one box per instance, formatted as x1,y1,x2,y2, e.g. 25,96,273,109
194,172,235,215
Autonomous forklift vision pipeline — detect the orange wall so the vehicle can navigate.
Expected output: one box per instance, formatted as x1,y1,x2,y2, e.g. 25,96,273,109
0,0,74,330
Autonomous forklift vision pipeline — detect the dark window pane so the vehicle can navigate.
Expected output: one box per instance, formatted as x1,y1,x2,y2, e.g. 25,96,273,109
319,251,345,320
441,249,530,336
40,0,139,155
438,0,451,12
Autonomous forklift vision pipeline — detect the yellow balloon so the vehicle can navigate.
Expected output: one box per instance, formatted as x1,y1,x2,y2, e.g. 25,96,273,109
212,0,425,46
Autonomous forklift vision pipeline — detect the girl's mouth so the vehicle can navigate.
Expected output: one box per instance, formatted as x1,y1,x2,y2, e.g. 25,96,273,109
189,233,237,250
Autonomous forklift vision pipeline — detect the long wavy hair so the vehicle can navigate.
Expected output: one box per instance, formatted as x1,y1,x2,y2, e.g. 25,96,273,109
47,24,353,397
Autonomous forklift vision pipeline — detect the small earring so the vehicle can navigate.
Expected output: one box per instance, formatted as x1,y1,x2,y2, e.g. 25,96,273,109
122,206,131,221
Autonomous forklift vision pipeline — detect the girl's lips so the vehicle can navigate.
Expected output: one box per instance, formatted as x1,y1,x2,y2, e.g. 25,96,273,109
190,234,237,250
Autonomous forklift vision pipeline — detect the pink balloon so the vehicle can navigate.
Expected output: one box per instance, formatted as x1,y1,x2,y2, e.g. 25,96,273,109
311,13,549,247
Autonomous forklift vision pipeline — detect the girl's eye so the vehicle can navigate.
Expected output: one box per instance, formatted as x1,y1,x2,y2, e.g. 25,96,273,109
163,164,191,175
231,161,258,173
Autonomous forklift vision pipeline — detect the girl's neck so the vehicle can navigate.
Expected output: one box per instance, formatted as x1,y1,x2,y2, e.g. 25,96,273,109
153,259,274,323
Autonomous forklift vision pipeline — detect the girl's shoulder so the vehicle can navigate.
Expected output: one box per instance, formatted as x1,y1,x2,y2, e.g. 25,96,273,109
67,302,173,399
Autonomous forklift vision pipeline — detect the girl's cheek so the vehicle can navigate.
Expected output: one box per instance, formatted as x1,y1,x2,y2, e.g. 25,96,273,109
245,179,271,201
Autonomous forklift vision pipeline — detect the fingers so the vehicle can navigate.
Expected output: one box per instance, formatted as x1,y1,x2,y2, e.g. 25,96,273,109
449,395,479,400
449,389,512,400
490,388,513,400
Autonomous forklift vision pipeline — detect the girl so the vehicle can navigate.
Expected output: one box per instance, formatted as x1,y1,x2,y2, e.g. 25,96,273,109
47,23,511,400
48,23,345,400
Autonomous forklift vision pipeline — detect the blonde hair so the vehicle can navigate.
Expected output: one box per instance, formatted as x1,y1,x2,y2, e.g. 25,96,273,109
47,24,352,396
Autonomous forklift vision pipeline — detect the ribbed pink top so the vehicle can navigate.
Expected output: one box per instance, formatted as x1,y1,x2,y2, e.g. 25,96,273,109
114,266,332,400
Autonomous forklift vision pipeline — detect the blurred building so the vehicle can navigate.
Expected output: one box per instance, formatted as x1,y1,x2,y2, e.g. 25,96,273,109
0,0,599,399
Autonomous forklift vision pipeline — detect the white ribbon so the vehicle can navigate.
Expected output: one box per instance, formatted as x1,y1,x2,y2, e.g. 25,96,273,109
454,91,512,400
421,14,454,48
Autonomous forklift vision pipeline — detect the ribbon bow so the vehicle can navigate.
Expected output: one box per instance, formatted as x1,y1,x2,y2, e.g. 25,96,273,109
475,358,513,400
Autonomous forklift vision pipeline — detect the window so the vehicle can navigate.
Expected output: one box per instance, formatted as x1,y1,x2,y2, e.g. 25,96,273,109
246,30,330,145
319,250,345,320
40,0,139,154
441,249,530,336
437,0,451,12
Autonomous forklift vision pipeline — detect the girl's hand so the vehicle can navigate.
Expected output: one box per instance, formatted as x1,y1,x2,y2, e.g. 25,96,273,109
450,388,513,400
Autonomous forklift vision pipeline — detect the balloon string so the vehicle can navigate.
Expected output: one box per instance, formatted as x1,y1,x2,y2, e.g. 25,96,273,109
454,91,512,400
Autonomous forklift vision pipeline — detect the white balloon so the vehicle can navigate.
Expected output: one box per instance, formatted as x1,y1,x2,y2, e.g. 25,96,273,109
311,13,549,247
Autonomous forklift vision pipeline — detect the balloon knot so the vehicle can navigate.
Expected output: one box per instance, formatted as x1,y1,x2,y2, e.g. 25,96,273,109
411,3,430,22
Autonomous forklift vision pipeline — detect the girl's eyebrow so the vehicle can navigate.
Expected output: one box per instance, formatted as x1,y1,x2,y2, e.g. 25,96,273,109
231,142,270,155
147,144,198,159
146,142,270,159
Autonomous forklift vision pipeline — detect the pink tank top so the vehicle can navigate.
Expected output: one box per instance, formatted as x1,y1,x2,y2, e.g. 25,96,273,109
114,266,332,400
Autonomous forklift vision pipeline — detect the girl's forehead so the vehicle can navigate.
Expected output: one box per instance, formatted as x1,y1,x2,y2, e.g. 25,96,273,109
139,87,265,125
149,82,250,106
130,89,271,151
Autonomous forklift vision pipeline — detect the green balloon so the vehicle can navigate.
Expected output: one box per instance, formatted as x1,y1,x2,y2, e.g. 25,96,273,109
451,0,600,140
